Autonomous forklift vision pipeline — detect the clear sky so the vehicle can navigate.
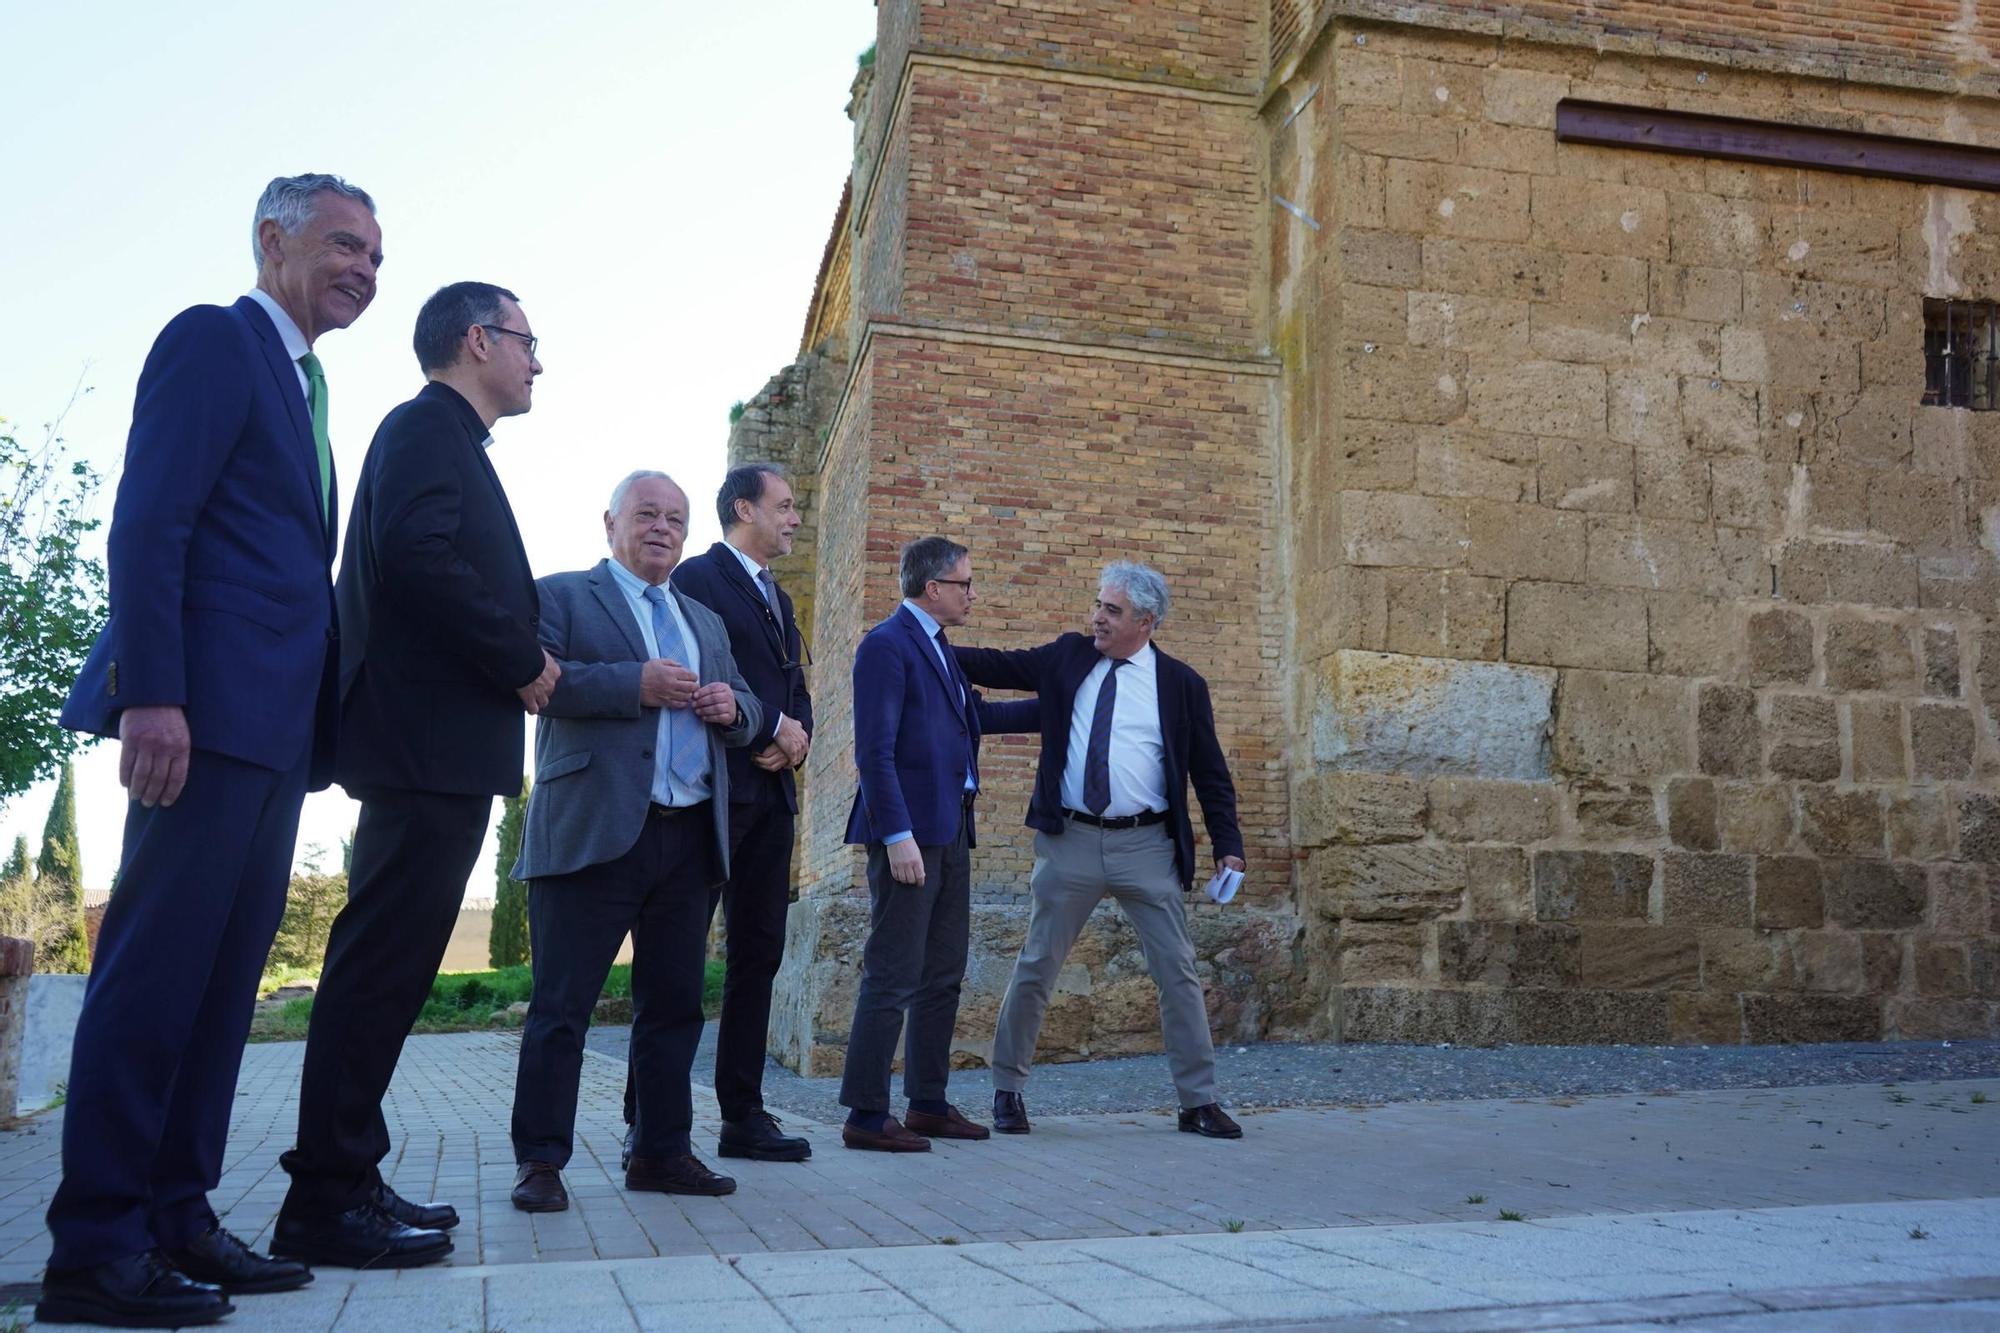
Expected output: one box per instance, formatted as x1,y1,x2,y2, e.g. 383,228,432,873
0,0,878,900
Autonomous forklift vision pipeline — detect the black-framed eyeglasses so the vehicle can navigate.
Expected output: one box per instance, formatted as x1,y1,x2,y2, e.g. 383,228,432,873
481,324,539,357
931,578,973,591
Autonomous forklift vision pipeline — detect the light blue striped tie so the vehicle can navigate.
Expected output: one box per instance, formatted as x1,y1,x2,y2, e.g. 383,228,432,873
642,586,707,789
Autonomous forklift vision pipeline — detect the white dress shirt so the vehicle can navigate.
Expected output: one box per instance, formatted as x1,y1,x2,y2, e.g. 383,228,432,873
1060,643,1168,818
245,287,310,398
606,556,710,807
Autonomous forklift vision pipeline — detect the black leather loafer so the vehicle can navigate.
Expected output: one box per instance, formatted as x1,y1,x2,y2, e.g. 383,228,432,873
270,1202,453,1269
626,1153,736,1196
375,1181,460,1231
1177,1103,1244,1139
511,1161,569,1212
993,1090,1032,1134
165,1224,313,1294
718,1110,812,1162
37,1249,233,1327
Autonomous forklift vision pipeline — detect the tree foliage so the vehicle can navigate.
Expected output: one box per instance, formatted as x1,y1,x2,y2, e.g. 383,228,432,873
490,779,531,968
35,761,89,972
0,403,107,805
270,870,347,973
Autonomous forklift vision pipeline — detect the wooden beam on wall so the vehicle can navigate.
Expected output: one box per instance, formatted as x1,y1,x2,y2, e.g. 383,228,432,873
1555,98,2000,193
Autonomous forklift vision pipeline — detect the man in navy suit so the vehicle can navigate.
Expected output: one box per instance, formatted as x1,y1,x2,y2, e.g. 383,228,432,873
651,464,814,1163
42,173,381,1328
838,536,1033,1152
954,561,1248,1141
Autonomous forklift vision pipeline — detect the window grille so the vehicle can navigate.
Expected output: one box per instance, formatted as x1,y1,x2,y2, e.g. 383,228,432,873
1923,298,2000,410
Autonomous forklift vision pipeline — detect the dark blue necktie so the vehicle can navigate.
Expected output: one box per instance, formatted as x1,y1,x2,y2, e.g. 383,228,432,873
1083,658,1126,816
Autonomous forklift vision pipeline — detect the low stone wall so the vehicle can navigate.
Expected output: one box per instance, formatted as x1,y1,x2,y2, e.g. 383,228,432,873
20,973,84,1115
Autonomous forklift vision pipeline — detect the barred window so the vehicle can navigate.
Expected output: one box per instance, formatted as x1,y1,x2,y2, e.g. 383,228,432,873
1923,298,2000,410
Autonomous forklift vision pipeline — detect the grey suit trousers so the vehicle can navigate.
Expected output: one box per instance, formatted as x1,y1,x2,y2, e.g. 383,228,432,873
991,818,1217,1108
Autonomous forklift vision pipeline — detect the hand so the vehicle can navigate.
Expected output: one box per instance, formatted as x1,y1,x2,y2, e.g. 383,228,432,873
690,682,738,725
751,744,791,772
772,714,810,765
1218,855,1246,874
517,650,561,714
119,705,191,808
887,838,926,885
639,658,698,708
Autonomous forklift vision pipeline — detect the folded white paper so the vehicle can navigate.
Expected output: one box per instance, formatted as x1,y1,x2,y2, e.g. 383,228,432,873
1203,866,1243,904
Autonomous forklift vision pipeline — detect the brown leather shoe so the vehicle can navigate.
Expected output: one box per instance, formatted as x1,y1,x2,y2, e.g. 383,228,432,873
840,1116,933,1152
904,1104,991,1140
511,1161,569,1212
992,1090,1031,1135
1177,1103,1243,1139
626,1153,737,1196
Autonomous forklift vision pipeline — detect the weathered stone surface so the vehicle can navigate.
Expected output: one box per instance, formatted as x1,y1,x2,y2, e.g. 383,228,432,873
1914,941,1970,997
1339,985,1669,1044
1428,778,1560,844
1748,609,1814,685
1580,925,1699,990
1465,846,1532,921
1931,864,1990,938
1295,770,1428,847
1886,789,1954,860
1924,627,1962,697
1336,922,1428,985
1755,856,1825,929
1719,782,1795,853
1532,850,1651,921
1847,699,1906,782
1661,852,1753,927
1573,782,1660,842
1667,777,1719,851
1700,928,1792,992
1971,941,2000,1000
1333,489,1468,568
1766,694,1840,782
1791,931,1865,993
1698,685,1761,778
1648,592,1742,678
1311,650,1557,779
1887,998,1992,1040
1306,844,1466,922
1436,921,1581,988
1670,991,1744,1044
1799,786,1885,857
1911,703,1975,780
1553,670,1692,778
1779,539,1919,609
1823,616,1918,693
1382,569,1509,658
1465,499,1587,582
1506,581,1649,671
1960,792,2000,863
1742,994,1880,1043
1822,859,1927,928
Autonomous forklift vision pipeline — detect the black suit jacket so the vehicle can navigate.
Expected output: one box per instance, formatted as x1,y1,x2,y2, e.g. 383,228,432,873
333,381,544,796
669,541,812,811
955,632,1243,889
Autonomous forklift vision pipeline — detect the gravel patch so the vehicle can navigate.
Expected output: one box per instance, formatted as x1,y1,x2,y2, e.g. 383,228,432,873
584,1023,2000,1126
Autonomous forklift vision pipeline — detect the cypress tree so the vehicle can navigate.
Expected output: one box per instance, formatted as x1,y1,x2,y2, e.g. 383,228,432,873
489,779,531,968
0,834,28,885
37,762,88,972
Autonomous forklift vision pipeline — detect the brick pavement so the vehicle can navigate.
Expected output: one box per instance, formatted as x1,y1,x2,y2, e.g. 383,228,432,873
0,1033,1994,1328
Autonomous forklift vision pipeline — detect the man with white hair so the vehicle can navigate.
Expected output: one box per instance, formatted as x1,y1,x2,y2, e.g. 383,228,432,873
45,172,380,1327
954,561,1248,1140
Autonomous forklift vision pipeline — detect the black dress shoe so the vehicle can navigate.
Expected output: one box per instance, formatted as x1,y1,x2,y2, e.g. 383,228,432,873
1177,1103,1244,1139
270,1202,454,1269
511,1161,569,1212
621,1125,636,1172
993,1090,1032,1134
37,1249,233,1327
626,1153,736,1196
718,1110,812,1162
375,1181,460,1231
165,1224,313,1294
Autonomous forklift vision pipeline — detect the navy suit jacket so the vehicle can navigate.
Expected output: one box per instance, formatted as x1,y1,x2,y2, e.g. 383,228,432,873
62,296,339,783
954,632,1243,889
845,605,1033,849
670,542,812,811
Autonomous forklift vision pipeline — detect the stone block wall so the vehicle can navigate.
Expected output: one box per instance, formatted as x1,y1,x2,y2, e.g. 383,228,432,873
1271,17,2000,1043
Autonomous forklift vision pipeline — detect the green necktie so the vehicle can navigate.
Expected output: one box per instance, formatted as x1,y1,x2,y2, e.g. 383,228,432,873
297,351,332,527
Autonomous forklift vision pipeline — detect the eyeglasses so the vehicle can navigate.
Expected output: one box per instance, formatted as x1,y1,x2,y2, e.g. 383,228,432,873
481,324,539,357
931,578,973,591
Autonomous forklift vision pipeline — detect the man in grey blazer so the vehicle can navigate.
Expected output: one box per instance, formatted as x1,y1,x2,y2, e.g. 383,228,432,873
507,471,762,1211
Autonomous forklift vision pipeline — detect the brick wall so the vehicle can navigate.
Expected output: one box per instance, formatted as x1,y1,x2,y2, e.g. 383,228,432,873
1273,19,2000,1043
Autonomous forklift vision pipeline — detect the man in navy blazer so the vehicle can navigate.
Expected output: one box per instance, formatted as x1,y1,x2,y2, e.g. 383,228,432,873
954,561,1248,1141
651,464,814,1163
42,174,381,1328
837,536,1034,1152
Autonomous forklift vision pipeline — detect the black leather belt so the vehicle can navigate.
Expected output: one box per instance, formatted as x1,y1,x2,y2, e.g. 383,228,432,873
649,800,708,819
1065,807,1166,830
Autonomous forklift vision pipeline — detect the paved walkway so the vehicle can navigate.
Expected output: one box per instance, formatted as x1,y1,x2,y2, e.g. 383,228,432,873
0,1032,1994,1329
